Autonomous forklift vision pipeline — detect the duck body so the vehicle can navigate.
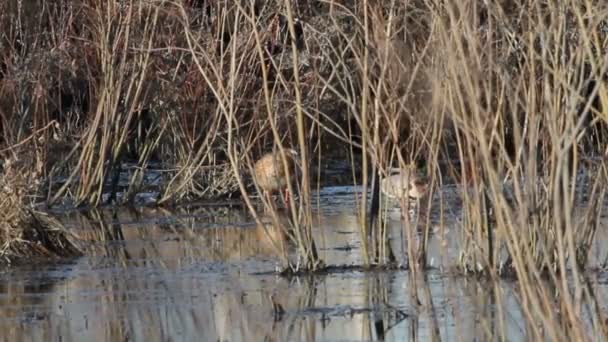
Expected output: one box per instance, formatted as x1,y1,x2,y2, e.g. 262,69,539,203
380,168,429,200
379,167,429,221
254,150,295,191
253,149,298,205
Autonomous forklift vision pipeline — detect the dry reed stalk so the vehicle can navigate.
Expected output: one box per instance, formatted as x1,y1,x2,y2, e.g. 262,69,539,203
282,0,322,271
0,154,82,263
45,1,161,206
178,0,323,271
294,0,608,337
433,0,607,338
366,2,435,271
158,1,260,204
303,2,436,269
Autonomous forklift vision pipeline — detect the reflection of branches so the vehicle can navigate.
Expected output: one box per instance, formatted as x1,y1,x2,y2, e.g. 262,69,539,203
276,276,317,341
84,209,131,262
368,273,408,340
418,273,441,341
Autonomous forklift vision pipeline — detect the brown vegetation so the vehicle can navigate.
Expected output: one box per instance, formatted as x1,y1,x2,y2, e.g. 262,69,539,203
0,153,81,263
1,0,608,338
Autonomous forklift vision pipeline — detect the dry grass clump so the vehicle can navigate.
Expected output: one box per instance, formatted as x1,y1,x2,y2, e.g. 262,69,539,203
0,154,82,263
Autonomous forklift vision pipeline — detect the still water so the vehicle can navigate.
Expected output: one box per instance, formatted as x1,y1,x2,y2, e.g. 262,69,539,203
0,186,607,341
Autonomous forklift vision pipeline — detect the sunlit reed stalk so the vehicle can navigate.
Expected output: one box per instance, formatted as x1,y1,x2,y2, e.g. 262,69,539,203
243,1,320,271
282,0,321,270
357,0,372,266
306,0,608,338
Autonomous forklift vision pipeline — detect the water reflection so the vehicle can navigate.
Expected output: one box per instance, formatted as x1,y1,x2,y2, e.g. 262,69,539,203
0,187,605,340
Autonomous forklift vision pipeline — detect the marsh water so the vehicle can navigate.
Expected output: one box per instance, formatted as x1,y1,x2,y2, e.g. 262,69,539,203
1,185,608,341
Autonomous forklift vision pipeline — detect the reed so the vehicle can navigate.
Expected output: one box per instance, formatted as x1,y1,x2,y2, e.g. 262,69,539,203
175,0,323,272
431,0,607,338
311,0,608,338
0,151,81,263
1,0,608,337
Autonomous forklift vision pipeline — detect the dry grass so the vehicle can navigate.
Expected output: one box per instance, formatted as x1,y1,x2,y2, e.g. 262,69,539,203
311,0,608,339
1,0,608,338
0,152,81,263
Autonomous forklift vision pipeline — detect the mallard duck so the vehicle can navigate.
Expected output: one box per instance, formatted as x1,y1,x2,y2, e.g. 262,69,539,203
253,149,298,205
380,167,429,200
377,166,429,221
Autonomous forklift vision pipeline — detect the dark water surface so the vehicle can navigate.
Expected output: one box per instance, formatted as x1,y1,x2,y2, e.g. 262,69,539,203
0,186,607,341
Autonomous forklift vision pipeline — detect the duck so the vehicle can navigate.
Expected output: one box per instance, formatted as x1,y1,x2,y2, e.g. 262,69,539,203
253,149,298,206
377,166,429,221
380,166,429,200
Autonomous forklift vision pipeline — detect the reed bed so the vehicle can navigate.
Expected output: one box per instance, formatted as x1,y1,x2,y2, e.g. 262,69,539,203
1,0,608,338
0,151,81,263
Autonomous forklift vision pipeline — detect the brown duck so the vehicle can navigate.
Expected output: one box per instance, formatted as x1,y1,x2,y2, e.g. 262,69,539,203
253,149,298,205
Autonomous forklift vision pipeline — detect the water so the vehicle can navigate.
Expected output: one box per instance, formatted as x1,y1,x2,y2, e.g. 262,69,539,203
0,186,607,341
